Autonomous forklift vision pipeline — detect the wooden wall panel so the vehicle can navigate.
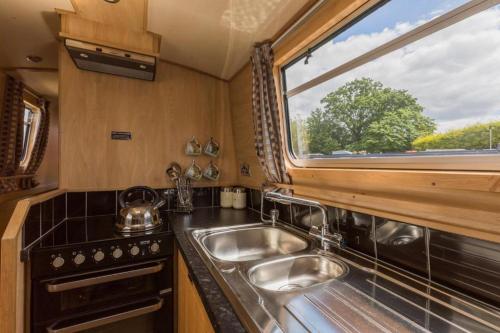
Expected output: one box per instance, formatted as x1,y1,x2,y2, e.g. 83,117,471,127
228,64,266,189
71,0,148,31
59,46,237,190
60,14,160,56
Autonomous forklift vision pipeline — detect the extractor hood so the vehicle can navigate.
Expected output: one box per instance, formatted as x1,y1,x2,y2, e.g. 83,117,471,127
64,39,156,81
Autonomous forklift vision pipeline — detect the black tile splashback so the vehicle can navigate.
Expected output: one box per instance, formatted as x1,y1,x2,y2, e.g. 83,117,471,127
276,202,291,224
375,219,427,277
24,203,41,246
41,199,53,235
291,204,311,231
250,189,262,212
53,194,66,224
193,187,213,208
344,212,376,257
248,188,500,307
87,191,117,216
429,229,500,306
67,192,85,218
22,187,222,250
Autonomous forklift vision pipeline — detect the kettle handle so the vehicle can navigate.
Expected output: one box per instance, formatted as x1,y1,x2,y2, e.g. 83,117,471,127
119,186,160,208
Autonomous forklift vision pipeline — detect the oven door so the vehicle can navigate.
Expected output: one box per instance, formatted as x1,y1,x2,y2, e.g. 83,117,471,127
32,260,172,333
45,296,171,333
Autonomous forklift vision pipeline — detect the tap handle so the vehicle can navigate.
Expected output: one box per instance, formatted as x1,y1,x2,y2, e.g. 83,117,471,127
270,209,279,220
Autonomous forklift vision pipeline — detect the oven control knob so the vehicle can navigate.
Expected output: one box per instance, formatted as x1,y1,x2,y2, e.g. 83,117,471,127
51,255,65,269
150,242,160,254
112,248,123,259
130,245,140,256
73,253,86,266
93,250,105,262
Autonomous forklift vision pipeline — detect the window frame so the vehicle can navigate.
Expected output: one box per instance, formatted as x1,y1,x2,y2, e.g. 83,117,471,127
19,100,41,170
279,0,500,171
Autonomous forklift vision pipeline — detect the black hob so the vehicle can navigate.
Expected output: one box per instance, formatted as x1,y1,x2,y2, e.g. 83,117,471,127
30,214,173,279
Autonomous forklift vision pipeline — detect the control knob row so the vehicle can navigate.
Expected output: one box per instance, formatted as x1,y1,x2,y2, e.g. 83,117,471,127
51,242,160,269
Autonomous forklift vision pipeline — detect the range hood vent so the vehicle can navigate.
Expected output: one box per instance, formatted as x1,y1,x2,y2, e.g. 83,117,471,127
64,39,156,81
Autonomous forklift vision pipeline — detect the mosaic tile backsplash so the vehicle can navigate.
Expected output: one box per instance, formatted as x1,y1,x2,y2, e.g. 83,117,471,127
23,187,500,307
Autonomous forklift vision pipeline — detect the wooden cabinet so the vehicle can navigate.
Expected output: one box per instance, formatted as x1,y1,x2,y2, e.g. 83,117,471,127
177,250,215,333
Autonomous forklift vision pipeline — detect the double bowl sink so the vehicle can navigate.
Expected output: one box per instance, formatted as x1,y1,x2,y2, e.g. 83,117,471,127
191,224,347,293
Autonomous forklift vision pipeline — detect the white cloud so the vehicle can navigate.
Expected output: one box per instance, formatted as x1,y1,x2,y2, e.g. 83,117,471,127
286,5,500,132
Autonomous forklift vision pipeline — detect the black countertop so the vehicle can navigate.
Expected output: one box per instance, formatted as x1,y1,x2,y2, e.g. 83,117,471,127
170,207,259,333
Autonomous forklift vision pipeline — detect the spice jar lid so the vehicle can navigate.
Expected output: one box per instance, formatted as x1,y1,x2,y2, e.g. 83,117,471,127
233,187,246,193
221,187,233,192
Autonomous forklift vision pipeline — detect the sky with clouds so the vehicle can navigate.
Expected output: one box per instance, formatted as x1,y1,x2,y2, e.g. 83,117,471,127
285,1,500,133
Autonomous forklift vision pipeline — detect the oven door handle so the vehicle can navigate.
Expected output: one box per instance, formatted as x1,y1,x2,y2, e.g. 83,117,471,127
46,262,164,293
46,297,164,333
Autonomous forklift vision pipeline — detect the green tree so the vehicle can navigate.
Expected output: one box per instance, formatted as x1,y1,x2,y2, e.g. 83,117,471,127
306,78,436,153
363,108,436,152
306,108,344,154
413,121,500,151
290,116,310,157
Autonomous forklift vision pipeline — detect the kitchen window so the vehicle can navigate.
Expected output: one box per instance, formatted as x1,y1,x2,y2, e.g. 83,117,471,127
20,101,41,169
281,0,500,170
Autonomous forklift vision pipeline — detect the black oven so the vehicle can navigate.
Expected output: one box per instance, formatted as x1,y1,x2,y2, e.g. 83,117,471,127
31,259,172,333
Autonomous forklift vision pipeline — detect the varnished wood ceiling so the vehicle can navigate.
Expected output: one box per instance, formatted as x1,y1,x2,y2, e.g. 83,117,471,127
0,0,312,95
147,0,311,80
0,0,73,96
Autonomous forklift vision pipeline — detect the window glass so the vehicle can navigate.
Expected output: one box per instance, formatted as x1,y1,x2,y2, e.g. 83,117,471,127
284,2,500,159
285,0,470,91
21,106,34,163
20,102,40,168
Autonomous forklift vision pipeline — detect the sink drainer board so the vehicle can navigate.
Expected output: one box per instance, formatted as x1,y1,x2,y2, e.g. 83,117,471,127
189,223,500,333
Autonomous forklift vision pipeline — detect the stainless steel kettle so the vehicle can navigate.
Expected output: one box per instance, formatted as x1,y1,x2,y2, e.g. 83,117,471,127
116,186,165,233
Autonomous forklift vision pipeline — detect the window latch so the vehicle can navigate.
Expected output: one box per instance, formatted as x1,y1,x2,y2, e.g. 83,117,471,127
304,48,312,65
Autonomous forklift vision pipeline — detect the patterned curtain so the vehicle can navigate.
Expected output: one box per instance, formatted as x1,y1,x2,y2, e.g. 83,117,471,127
0,76,25,193
0,75,51,193
251,42,291,184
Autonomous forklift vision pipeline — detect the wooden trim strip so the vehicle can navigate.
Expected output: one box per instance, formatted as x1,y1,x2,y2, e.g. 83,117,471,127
58,32,160,58
0,189,65,333
0,175,35,180
276,183,500,243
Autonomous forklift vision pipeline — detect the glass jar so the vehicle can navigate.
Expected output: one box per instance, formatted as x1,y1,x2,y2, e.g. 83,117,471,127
232,187,246,209
220,187,233,208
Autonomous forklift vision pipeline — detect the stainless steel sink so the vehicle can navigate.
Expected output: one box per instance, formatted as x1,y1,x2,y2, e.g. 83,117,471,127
248,254,347,292
199,226,308,262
